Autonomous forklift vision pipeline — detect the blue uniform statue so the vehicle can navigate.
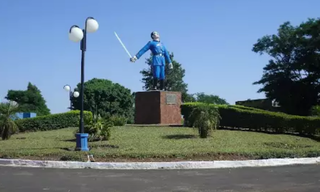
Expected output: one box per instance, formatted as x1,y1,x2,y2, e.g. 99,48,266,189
130,31,173,90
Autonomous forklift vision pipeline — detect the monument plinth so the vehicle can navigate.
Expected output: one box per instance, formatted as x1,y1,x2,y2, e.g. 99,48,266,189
134,91,182,125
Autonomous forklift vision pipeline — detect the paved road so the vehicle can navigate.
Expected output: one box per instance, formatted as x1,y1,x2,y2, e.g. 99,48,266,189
0,165,319,192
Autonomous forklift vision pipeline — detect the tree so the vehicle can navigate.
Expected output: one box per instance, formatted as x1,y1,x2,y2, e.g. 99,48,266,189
183,93,197,102
252,19,320,116
140,53,190,101
182,92,228,104
0,101,20,140
194,92,228,105
71,78,134,122
5,82,50,116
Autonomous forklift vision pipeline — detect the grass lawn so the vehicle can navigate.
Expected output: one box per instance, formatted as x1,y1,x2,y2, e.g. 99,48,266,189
1,126,320,162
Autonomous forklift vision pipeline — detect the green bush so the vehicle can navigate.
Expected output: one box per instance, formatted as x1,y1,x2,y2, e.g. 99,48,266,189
181,102,204,127
181,102,320,136
75,114,113,142
188,104,221,138
108,115,127,126
231,104,272,112
231,104,287,115
16,110,93,132
310,105,320,116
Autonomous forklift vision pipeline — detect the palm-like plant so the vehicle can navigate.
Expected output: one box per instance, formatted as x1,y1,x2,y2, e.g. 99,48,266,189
88,115,113,142
189,104,221,138
0,101,20,140
77,114,113,142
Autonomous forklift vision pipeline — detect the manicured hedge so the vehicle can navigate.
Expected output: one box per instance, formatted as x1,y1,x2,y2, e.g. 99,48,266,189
15,110,93,132
181,102,320,136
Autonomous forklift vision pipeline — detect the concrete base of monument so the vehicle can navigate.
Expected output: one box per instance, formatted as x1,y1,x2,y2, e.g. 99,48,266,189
134,91,182,125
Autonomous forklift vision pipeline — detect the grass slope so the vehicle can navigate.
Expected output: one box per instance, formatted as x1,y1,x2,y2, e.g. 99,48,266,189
1,126,320,162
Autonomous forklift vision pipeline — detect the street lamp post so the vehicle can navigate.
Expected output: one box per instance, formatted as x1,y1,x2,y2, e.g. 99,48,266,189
63,84,80,110
68,17,99,151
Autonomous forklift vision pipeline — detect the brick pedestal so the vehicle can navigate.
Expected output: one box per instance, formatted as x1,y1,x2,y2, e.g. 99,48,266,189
134,91,182,125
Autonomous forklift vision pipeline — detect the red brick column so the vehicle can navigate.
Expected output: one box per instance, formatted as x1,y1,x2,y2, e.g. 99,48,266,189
134,91,182,125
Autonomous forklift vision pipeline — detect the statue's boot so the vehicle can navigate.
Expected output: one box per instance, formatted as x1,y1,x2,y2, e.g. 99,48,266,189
159,79,165,91
152,78,158,90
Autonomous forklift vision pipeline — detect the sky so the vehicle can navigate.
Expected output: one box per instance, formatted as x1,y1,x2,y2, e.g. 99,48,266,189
1,0,319,114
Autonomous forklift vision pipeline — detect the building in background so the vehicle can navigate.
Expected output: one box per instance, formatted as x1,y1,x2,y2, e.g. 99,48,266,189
1,98,37,120
15,112,37,119
235,98,280,111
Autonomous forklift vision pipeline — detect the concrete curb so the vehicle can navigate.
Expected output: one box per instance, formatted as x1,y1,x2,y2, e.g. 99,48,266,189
0,157,320,170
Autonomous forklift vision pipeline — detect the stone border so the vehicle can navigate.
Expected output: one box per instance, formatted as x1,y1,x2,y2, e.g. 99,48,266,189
0,157,320,170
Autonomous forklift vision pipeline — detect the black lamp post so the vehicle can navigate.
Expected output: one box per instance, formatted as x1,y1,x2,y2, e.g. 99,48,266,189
68,17,99,151
63,84,79,110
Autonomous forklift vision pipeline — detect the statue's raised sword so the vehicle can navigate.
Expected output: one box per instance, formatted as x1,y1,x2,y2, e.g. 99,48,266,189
114,31,132,58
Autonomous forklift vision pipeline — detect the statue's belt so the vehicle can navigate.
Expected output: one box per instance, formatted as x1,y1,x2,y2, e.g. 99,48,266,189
153,53,164,56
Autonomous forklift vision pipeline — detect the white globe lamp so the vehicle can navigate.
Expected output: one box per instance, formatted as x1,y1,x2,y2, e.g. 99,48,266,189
69,26,84,42
73,91,80,98
63,85,71,92
86,18,99,33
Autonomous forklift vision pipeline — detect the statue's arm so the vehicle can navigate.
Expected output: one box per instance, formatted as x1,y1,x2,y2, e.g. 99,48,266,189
135,41,151,59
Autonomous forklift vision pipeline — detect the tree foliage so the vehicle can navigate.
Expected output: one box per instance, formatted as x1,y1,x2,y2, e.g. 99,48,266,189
182,92,228,104
183,93,197,102
5,82,50,116
194,92,229,105
71,78,134,122
140,53,190,101
253,18,320,116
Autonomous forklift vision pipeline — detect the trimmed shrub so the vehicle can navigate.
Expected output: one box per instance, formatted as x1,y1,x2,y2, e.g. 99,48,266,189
181,102,320,136
231,104,273,112
16,110,93,132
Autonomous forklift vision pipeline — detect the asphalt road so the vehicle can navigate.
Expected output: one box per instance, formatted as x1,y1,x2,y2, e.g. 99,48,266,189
0,165,319,192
